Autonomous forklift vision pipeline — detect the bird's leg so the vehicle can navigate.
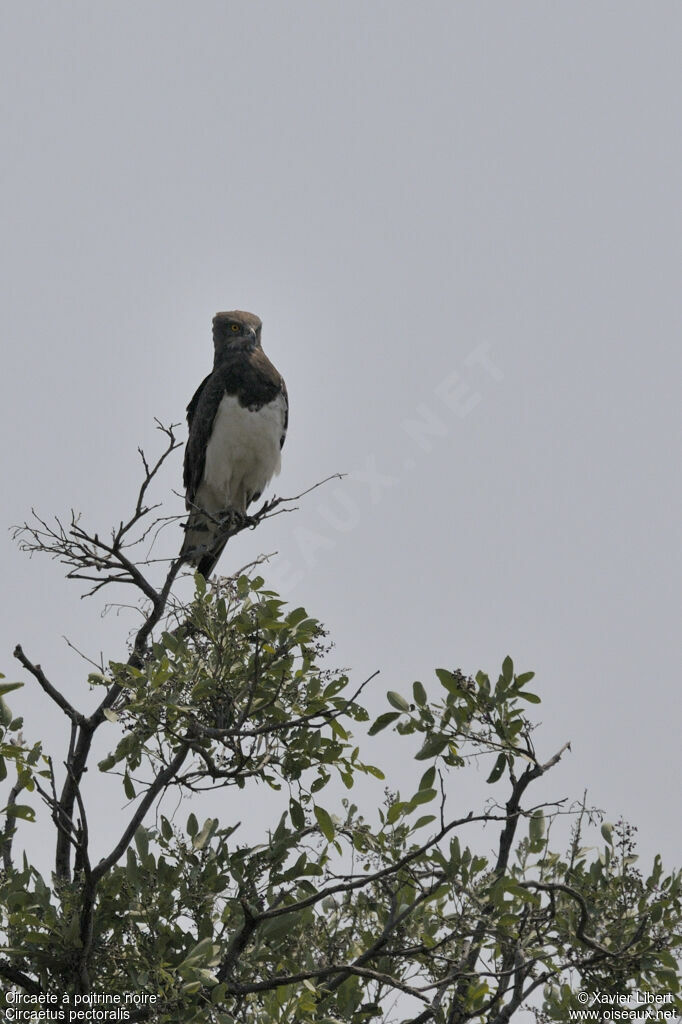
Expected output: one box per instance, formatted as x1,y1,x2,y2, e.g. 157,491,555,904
217,508,248,536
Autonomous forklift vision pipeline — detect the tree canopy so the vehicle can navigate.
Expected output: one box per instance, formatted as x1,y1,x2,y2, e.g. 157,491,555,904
1,427,680,1023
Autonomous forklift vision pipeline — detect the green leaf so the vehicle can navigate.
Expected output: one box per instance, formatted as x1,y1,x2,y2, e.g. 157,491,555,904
211,983,228,1006
601,822,614,845
467,980,489,1004
26,743,42,766
368,712,400,736
502,656,513,683
529,809,545,844
125,847,138,884
314,805,335,842
414,734,449,761
412,814,436,830
187,812,199,838
386,691,410,711
160,815,173,841
486,752,506,784
418,766,436,790
386,801,406,824
328,717,349,740
5,804,35,822
287,607,308,627
180,936,218,966
123,772,135,800
260,914,302,943
0,682,23,697
516,691,541,704
654,949,679,971
0,698,13,727
514,671,535,686
412,680,427,706
409,788,437,807
193,818,218,851
289,799,305,830
435,668,459,694
134,828,149,860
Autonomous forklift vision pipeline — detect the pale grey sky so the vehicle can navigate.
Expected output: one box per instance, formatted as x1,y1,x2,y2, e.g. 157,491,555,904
2,1,681,880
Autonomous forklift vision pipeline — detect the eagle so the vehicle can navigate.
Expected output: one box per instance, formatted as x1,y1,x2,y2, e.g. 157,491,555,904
181,311,288,577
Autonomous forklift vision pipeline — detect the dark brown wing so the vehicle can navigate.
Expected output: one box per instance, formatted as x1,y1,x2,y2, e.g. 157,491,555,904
184,348,287,507
279,376,289,450
183,372,217,505
186,372,211,428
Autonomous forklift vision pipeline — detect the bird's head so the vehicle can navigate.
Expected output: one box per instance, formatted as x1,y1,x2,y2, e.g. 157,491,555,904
212,311,262,359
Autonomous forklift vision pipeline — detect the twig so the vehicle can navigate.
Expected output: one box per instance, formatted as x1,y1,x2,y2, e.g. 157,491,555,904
62,636,105,672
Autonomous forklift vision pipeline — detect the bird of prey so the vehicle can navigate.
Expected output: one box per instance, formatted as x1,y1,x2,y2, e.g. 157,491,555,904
181,311,288,577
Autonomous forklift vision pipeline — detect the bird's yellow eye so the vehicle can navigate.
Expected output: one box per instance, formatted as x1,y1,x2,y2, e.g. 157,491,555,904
230,323,240,333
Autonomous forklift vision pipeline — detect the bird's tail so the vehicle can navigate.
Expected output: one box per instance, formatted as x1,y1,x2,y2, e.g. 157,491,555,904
180,510,228,579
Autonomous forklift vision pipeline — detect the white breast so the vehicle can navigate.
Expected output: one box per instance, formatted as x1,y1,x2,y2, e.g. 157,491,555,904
199,392,286,514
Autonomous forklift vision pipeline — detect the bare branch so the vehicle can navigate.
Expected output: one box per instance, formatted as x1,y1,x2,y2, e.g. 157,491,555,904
62,636,105,672
12,422,182,603
1,778,26,872
13,645,83,724
115,420,181,542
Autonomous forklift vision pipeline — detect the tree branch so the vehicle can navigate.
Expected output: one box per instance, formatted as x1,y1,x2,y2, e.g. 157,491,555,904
319,884,440,999
55,552,186,881
259,811,494,921
90,743,190,884
0,960,42,995
224,962,429,1002
13,645,83,724
1,778,26,872
446,741,571,1024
